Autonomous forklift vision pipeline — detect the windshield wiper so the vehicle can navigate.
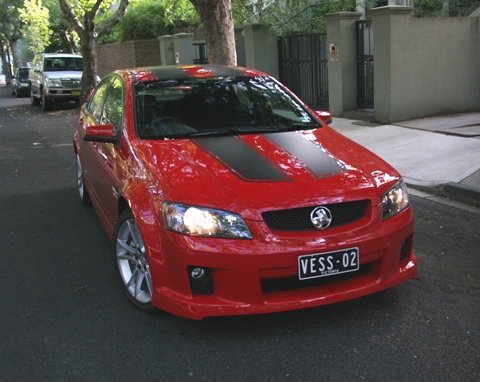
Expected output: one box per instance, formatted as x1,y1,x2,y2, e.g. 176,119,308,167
188,127,275,137
282,123,319,131
151,124,320,140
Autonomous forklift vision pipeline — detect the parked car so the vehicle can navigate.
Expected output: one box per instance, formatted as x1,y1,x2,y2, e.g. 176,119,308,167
29,53,83,110
11,67,30,97
74,65,417,320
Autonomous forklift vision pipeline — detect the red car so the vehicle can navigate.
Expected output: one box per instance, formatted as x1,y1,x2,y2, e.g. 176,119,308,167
74,65,417,319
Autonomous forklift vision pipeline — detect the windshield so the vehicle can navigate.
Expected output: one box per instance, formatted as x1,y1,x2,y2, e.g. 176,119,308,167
44,57,82,72
135,76,320,139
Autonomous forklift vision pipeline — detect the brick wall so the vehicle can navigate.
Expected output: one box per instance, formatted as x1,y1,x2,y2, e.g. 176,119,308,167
97,39,161,78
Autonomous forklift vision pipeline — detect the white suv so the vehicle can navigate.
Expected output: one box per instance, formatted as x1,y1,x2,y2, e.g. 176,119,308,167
29,53,83,111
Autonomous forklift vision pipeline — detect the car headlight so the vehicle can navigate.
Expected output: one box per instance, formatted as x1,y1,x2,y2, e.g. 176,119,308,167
382,179,409,220
46,79,62,88
162,202,253,239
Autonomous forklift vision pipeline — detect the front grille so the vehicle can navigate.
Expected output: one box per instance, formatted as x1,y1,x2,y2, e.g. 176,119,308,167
261,264,371,293
61,79,81,87
262,200,369,231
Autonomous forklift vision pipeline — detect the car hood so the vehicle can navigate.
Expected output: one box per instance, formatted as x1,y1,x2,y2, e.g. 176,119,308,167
43,71,82,79
135,127,400,220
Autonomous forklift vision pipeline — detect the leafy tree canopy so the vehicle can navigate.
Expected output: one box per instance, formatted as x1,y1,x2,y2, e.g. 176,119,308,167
99,0,200,44
19,0,51,54
232,0,358,35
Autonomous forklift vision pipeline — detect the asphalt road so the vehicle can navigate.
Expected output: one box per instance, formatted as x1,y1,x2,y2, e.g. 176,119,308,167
1,86,479,382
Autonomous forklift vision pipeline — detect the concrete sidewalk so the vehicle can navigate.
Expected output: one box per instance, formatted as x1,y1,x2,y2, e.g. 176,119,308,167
329,112,480,208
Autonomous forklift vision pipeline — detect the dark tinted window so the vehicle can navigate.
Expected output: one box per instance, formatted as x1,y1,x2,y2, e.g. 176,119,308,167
102,77,123,133
86,76,123,134
44,57,82,72
87,77,113,123
135,77,317,139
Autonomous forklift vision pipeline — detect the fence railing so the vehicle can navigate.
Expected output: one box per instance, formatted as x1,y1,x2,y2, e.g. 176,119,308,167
278,33,329,110
193,42,208,65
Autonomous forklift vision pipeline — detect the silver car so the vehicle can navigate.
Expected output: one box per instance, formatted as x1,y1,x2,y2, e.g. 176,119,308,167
29,53,83,111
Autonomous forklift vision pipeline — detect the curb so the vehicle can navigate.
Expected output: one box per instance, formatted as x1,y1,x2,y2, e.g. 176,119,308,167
406,181,480,209
441,182,480,208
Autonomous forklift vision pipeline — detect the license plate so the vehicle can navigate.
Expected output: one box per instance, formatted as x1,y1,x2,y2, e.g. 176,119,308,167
72,91,81,96
298,247,359,280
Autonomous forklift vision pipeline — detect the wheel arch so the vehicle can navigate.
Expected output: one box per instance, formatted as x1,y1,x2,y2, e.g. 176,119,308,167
117,184,168,296
118,181,165,255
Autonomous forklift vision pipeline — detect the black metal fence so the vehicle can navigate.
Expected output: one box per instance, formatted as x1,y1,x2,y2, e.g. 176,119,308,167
356,20,374,109
278,33,329,110
193,42,208,64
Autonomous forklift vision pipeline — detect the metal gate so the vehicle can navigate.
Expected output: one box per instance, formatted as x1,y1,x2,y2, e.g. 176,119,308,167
356,20,374,109
278,33,328,110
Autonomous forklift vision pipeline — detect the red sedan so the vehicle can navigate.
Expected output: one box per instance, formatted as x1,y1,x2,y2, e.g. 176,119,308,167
74,65,417,319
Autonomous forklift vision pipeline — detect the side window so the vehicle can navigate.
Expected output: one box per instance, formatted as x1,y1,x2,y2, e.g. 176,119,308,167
102,77,123,134
86,77,113,123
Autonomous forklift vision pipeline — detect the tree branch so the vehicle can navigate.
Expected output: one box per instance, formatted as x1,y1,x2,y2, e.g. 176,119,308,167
96,0,130,37
59,0,84,35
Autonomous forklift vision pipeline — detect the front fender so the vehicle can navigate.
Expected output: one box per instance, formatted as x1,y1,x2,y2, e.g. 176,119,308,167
120,179,169,289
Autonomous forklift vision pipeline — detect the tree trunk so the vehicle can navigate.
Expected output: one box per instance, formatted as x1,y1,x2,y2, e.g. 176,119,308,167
79,15,98,101
189,0,237,65
9,39,22,68
0,42,12,85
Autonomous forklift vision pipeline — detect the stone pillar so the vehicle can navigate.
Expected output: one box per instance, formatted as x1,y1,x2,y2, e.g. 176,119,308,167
243,24,279,79
371,6,414,123
172,33,194,64
325,12,363,117
158,35,175,66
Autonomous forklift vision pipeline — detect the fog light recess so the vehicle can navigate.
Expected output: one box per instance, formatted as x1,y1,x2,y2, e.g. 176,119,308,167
188,266,214,295
400,236,411,260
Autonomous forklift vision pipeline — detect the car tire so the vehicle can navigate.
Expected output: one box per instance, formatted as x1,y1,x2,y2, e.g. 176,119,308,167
113,209,157,313
75,152,91,206
42,90,52,111
30,89,40,106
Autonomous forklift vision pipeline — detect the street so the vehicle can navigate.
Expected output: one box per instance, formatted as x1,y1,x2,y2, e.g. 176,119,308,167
0,86,479,382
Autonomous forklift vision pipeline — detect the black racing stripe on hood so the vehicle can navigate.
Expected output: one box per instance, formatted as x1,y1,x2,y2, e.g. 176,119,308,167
193,136,290,182
266,132,345,179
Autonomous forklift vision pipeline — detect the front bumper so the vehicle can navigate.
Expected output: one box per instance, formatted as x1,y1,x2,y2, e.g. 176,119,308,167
44,88,81,101
148,206,417,320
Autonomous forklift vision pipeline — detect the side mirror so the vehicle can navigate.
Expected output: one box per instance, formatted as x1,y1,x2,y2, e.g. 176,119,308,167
83,124,119,144
315,111,332,125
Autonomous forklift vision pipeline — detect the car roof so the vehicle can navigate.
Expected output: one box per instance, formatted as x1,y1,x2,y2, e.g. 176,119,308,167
41,53,82,58
122,65,268,83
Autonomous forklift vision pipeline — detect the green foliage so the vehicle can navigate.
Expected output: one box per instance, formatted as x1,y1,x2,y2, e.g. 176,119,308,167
310,0,358,29
414,0,445,14
99,0,200,44
232,0,358,35
19,0,52,53
413,0,480,17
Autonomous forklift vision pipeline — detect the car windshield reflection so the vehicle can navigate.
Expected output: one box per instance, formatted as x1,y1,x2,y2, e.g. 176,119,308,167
135,77,320,139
